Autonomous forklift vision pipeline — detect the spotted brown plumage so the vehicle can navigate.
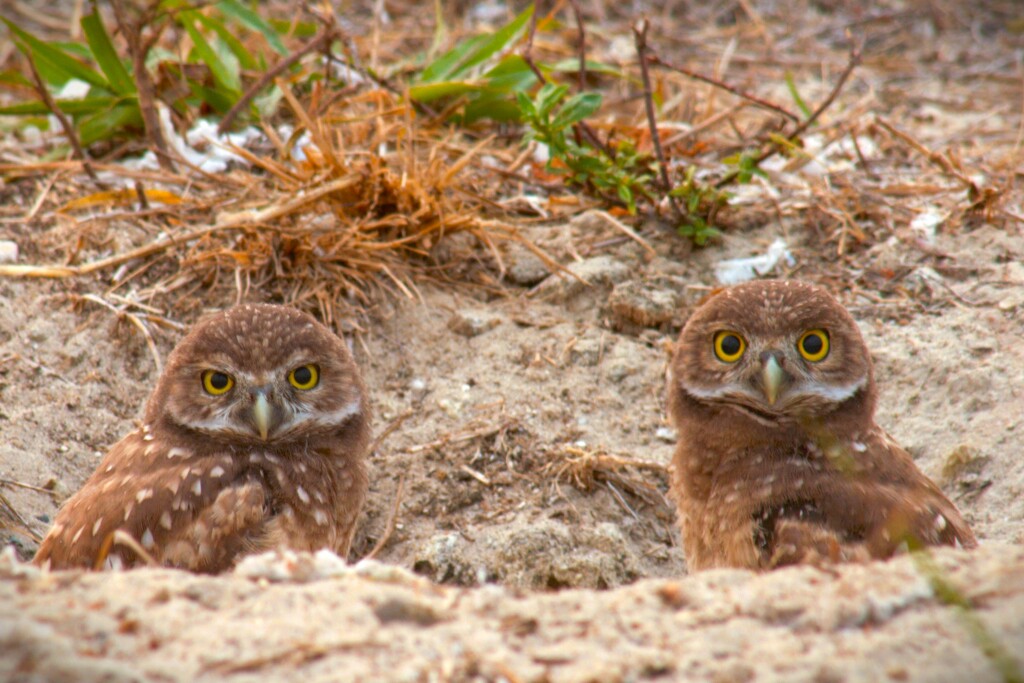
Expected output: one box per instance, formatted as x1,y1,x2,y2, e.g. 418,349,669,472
666,280,976,571
34,304,371,572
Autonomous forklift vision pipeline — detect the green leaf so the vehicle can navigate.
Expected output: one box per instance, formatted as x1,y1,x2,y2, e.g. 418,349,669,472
462,92,522,123
550,58,623,77
420,34,490,83
408,81,480,103
180,13,241,94
3,19,109,91
192,83,236,113
0,70,33,88
535,83,568,116
552,92,601,129
0,96,119,116
481,55,538,92
80,11,135,96
785,72,812,119
197,13,257,71
420,4,533,82
216,0,288,55
77,103,142,145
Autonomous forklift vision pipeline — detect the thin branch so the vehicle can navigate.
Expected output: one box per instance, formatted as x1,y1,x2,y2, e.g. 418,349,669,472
110,0,174,172
568,0,587,93
218,28,337,135
716,36,862,188
633,18,671,193
363,473,405,561
648,53,799,123
24,55,104,186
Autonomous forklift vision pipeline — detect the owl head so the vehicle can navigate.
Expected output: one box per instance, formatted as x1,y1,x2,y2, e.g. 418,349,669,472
669,280,876,424
146,304,369,449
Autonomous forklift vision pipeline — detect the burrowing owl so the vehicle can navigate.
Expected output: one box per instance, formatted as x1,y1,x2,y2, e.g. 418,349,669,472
34,304,371,572
667,280,975,570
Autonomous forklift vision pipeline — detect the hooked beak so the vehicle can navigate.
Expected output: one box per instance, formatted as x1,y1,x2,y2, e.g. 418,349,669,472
761,354,785,406
252,392,272,441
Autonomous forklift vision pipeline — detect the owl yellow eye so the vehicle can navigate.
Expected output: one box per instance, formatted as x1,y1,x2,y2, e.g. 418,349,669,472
201,370,234,395
798,329,830,362
713,331,746,363
288,364,319,390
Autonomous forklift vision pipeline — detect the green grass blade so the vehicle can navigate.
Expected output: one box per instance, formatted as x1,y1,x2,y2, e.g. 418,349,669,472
420,34,489,83
80,11,135,96
3,19,110,90
0,96,118,116
216,0,288,55
456,4,534,77
785,72,812,119
197,12,257,70
180,14,241,94
77,103,142,145
421,3,534,82
408,81,479,103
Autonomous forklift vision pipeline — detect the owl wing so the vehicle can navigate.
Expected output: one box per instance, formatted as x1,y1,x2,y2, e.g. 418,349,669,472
853,428,977,554
757,427,976,568
34,430,269,572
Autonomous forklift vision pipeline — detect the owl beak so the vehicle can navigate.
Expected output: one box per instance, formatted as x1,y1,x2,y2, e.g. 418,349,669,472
761,354,786,406
252,392,272,441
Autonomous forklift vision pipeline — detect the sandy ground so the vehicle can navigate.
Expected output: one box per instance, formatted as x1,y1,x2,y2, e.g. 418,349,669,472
2,1,1024,680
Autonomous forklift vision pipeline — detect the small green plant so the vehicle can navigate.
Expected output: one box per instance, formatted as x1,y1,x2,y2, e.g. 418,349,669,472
517,83,654,213
0,1,296,147
721,150,769,184
410,4,620,124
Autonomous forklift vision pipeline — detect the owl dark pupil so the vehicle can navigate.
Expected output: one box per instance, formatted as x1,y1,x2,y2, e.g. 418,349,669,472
803,335,823,354
209,372,229,390
294,367,312,384
721,335,741,355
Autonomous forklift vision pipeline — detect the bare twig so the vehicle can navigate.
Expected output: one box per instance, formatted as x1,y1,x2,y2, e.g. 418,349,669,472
648,54,799,123
567,0,587,93
715,36,862,188
218,28,337,135
633,19,672,195
24,55,103,185
110,0,174,172
363,473,405,560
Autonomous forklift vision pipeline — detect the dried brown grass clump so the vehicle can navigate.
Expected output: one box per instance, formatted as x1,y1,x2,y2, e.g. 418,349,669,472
0,85,552,324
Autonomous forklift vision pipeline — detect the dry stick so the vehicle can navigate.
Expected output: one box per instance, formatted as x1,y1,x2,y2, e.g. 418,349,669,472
0,174,361,279
218,28,336,135
632,19,672,195
110,0,174,172
363,473,405,561
715,36,862,189
567,0,586,93
647,53,799,123
24,56,104,186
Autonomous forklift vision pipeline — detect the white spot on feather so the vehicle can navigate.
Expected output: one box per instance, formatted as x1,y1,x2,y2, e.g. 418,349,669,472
136,488,153,503
71,527,84,544
92,518,103,536
167,447,189,458
296,486,310,504
141,529,155,548
313,509,329,526
852,441,867,453
160,511,173,530
191,480,202,496
209,466,225,478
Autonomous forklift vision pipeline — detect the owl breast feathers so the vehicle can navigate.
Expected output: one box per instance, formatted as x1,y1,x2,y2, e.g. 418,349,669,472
34,304,372,573
667,280,976,571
